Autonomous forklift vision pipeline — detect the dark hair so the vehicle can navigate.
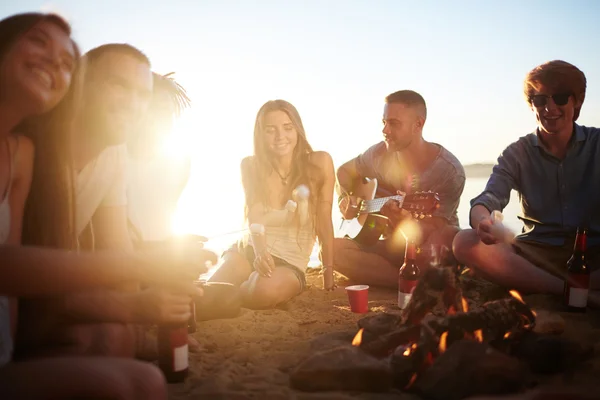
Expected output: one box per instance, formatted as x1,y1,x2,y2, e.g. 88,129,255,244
523,60,587,121
1,13,82,250
385,90,428,120
0,12,72,62
85,43,150,68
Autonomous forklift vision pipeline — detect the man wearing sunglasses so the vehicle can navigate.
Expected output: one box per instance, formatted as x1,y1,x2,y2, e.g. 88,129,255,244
453,60,600,303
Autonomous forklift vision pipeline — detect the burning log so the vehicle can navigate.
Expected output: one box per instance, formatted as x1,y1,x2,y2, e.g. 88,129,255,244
401,266,466,326
360,293,536,358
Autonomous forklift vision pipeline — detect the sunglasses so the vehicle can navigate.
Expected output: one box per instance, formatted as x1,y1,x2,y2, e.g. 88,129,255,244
530,93,571,107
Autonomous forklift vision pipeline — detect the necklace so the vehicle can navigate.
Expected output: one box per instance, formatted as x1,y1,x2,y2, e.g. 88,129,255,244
273,167,292,185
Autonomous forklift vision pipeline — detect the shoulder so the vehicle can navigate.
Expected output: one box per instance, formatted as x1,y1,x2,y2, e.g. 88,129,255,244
577,124,600,144
363,141,386,157
240,155,256,172
11,134,35,175
435,144,465,179
499,133,536,159
308,151,334,168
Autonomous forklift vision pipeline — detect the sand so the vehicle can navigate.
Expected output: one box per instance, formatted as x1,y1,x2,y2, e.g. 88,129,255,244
168,270,600,400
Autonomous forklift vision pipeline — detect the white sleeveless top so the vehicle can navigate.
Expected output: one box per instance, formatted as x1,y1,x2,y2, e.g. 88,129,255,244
0,136,18,367
258,200,316,273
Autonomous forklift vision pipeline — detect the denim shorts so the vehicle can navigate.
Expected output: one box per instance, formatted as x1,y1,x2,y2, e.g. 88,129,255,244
224,241,307,291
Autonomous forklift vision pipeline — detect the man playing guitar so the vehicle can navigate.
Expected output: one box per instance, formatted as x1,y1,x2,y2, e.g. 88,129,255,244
334,90,466,287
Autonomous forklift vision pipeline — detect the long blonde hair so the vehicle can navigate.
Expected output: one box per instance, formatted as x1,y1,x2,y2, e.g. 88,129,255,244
247,100,321,232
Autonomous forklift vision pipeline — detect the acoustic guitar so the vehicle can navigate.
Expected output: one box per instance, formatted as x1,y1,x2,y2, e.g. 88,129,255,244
339,178,440,247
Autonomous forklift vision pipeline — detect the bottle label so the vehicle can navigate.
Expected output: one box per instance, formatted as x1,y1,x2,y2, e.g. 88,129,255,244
565,273,590,308
398,291,412,309
398,279,417,309
173,343,189,372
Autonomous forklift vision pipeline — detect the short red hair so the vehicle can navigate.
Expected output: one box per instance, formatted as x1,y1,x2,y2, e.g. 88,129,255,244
523,60,587,121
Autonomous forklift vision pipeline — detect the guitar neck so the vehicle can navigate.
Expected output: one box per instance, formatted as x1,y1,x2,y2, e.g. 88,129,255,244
360,195,405,214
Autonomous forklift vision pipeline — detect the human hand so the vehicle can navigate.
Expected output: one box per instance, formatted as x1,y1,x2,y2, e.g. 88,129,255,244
339,194,361,220
129,287,195,324
322,268,337,291
380,191,411,227
140,242,218,285
476,217,499,245
253,250,275,277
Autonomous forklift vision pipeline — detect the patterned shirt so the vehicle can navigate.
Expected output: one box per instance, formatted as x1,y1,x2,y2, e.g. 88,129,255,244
470,124,600,247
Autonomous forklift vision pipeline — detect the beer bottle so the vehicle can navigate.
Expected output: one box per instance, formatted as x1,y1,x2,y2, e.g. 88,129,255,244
564,227,590,312
398,239,420,309
158,321,189,383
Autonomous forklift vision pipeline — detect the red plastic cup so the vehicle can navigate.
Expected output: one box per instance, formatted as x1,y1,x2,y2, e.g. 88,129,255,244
345,285,369,313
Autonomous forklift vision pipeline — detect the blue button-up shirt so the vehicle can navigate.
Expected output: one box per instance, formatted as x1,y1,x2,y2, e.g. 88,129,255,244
470,124,600,247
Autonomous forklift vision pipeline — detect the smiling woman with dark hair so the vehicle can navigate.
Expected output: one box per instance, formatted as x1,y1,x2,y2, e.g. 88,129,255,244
0,12,213,400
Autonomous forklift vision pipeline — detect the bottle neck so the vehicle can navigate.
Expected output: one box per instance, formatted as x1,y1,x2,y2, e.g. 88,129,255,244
574,230,587,253
405,241,417,261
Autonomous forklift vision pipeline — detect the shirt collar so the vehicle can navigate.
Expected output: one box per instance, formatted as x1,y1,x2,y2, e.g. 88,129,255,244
531,123,586,147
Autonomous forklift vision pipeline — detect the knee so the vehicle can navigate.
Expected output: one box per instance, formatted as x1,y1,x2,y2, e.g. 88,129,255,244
241,278,282,309
452,229,480,263
333,238,355,265
130,362,168,400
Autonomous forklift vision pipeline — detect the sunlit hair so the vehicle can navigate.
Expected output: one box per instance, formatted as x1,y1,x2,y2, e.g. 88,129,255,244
385,90,428,120
1,13,83,250
524,60,587,121
128,72,191,159
247,100,319,231
85,43,150,68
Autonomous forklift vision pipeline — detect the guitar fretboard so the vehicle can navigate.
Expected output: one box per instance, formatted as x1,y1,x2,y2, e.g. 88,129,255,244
359,195,405,214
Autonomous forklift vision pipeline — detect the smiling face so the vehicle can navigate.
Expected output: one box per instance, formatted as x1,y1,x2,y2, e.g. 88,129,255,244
262,109,299,158
0,19,76,116
530,84,577,136
83,50,153,146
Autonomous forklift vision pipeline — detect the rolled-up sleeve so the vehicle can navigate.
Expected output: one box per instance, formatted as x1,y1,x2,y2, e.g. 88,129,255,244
470,143,520,226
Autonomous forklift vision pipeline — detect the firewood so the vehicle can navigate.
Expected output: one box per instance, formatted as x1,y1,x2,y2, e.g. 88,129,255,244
361,297,536,358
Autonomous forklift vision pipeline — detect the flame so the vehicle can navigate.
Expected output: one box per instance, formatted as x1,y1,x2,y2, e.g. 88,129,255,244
473,329,483,342
461,267,471,275
461,297,469,312
532,309,537,317
447,305,456,315
439,331,448,353
504,332,512,339
406,373,418,389
403,343,417,356
509,290,524,303
352,328,364,347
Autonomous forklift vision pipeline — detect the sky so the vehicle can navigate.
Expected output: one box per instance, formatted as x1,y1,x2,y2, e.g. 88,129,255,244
3,0,600,239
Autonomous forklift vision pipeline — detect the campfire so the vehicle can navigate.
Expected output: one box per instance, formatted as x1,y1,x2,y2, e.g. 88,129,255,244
289,265,593,399
351,267,537,389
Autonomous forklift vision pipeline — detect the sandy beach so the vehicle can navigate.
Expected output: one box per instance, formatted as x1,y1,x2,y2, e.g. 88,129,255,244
168,269,600,400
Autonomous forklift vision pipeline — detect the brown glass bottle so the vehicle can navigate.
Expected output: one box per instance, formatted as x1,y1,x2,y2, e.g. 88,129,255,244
563,227,590,313
398,239,420,310
158,322,189,383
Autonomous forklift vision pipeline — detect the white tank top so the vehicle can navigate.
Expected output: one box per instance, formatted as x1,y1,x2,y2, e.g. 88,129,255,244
259,200,316,272
0,136,18,367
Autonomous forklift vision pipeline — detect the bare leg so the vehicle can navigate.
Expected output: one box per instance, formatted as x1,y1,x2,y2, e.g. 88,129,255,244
332,238,399,289
208,252,252,286
240,267,302,309
0,357,167,400
452,229,565,294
